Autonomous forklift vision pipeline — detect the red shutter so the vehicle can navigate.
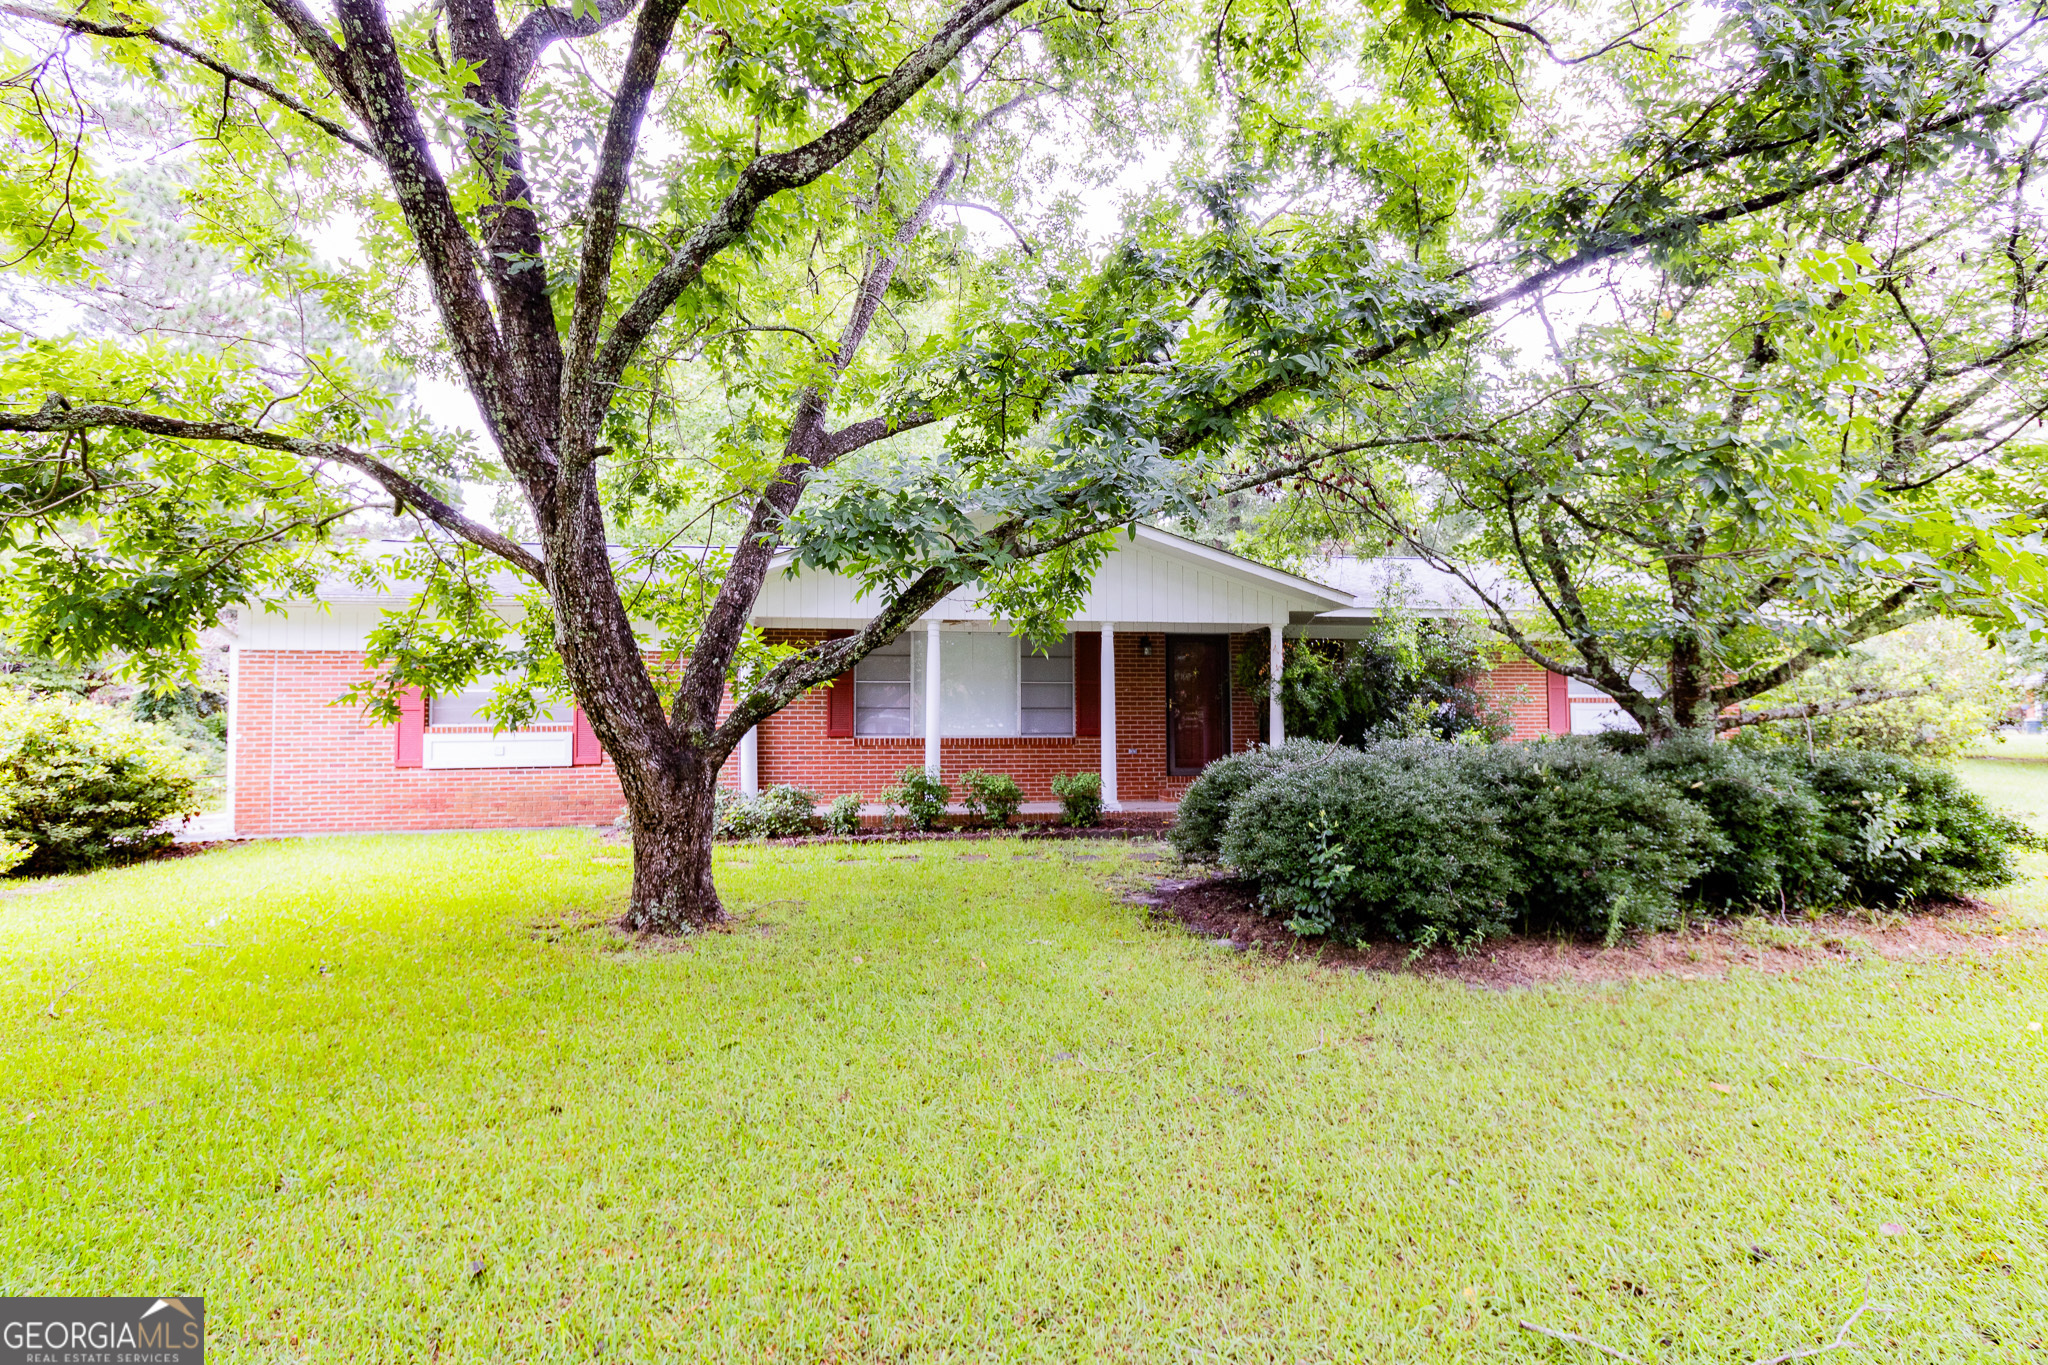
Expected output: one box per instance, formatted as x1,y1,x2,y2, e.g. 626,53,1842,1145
1074,631,1101,738
1546,670,1571,735
571,707,603,765
824,629,856,737
395,687,425,767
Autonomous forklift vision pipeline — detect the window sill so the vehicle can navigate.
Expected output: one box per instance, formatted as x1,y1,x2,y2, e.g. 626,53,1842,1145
422,729,574,769
850,735,1081,747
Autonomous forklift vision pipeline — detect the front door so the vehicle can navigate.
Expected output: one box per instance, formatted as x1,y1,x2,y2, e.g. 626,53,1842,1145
1167,635,1230,775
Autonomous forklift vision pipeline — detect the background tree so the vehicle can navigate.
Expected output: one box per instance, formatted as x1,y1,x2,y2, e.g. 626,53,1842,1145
1287,120,2048,737
2,0,2044,926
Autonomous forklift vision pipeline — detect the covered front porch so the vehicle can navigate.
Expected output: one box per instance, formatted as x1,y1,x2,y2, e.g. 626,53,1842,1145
732,525,1355,808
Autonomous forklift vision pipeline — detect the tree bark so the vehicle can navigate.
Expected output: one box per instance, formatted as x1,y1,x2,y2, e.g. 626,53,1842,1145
619,758,723,931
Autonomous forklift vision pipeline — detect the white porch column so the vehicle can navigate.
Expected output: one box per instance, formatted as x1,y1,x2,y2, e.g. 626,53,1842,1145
1269,619,1287,747
1100,623,1119,809
923,619,943,777
738,724,760,795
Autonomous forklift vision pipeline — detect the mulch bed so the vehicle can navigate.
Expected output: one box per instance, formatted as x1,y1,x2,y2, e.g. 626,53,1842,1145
600,815,1178,847
1137,873,2048,988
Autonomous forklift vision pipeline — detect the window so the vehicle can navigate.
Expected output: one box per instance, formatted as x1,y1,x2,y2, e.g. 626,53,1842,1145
419,678,573,770
854,638,919,736
429,681,565,728
1020,635,1074,736
851,632,1074,738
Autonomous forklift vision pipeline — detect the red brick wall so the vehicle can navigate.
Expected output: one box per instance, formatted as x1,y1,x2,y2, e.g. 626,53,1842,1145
750,629,1261,803
1475,658,1555,740
233,629,1279,833
231,651,630,835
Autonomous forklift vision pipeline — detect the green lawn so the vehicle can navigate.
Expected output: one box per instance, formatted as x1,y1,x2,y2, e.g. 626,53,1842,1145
2,834,2045,1362
1958,731,2048,836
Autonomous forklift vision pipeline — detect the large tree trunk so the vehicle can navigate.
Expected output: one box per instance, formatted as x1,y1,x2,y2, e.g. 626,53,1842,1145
618,758,725,933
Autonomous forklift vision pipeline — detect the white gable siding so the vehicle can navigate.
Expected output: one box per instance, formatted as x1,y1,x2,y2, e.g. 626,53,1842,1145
752,535,1324,629
233,526,1349,649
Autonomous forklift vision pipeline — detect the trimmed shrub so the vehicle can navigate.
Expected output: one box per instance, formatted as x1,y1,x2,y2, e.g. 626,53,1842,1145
1218,743,1516,947
753,785,820,838
960,770,1024,828
1639,736,1842,910
884,766,950,831
1169,739,1349,859
1050,771,1103,828
1459,740,1710,940
0,689,202,874
823,793,863,836
713,787,760,838
1783,748,2025,902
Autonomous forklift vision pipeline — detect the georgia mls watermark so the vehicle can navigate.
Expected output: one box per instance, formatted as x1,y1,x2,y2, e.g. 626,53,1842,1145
0,1297,204,1365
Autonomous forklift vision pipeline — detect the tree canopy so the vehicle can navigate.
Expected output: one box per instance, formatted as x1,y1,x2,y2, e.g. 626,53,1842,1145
2,0,2044,921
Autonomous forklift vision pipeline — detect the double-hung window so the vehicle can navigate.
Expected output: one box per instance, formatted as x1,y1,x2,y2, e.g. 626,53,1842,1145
422,678,573,768
851,632,1074,738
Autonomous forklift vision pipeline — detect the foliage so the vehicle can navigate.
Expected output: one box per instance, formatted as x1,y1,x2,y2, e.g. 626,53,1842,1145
959,770,1024,829
1218,743,1518,947
1050,772,1103,829
1272,152,2048,739
714,785,821,840
1250,623,1508,747
1731,620,2022,760
1634,735,1844,911
1461,743,1711,942
0,688,201,873
822,794,864,837
1170,739,1349,860
7,0,2048,923
1209,735,2025,943
1788,749,2026,903
883,767,950,832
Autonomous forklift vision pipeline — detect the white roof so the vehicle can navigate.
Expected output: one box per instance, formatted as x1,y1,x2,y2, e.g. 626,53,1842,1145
1300,556,1529,621
237,526,1358,650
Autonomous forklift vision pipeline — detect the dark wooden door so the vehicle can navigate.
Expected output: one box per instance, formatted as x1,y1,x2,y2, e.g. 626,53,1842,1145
1167,635,1230,774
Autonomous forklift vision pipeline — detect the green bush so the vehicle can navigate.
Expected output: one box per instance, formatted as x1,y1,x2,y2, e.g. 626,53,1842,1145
884,766,950,831
1207,734,2025,946
0,689,202,874
1785,748,2025,902
1460,741,1710,941
715,786,821,839
1169,739,1349,859
712,787,760,838
1218,743,1517,947
1050,771,1103,828
823,793,864,836
1638,736,1843,910
754,785,820,838
959,770,1024,828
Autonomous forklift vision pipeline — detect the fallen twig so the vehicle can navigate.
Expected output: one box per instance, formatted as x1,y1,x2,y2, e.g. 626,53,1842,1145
1802,1051,2010,1122
1746,1286,1876,1365
1516,1319,1647,1363
43,968,91,1019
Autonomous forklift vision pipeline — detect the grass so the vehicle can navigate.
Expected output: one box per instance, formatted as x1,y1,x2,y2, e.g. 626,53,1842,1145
1,833,2045,1362
1956,731,2048,836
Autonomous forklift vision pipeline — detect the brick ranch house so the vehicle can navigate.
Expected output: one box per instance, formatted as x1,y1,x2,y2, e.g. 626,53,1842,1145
222,527,1629,836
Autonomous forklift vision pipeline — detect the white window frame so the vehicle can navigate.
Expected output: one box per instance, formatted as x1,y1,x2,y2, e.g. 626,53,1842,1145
423,679,575,769
850,630,1076,739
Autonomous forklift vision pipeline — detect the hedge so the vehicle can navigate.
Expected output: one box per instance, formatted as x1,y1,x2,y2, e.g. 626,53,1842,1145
1178,734,2025,946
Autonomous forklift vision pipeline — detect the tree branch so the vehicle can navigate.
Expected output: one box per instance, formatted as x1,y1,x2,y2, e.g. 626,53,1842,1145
591,0,1033,403
559,0,692,460
1713,583,1926,705
1716,685,1939,732
504,0,641,92
0,399,546,582
0,0,382,158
